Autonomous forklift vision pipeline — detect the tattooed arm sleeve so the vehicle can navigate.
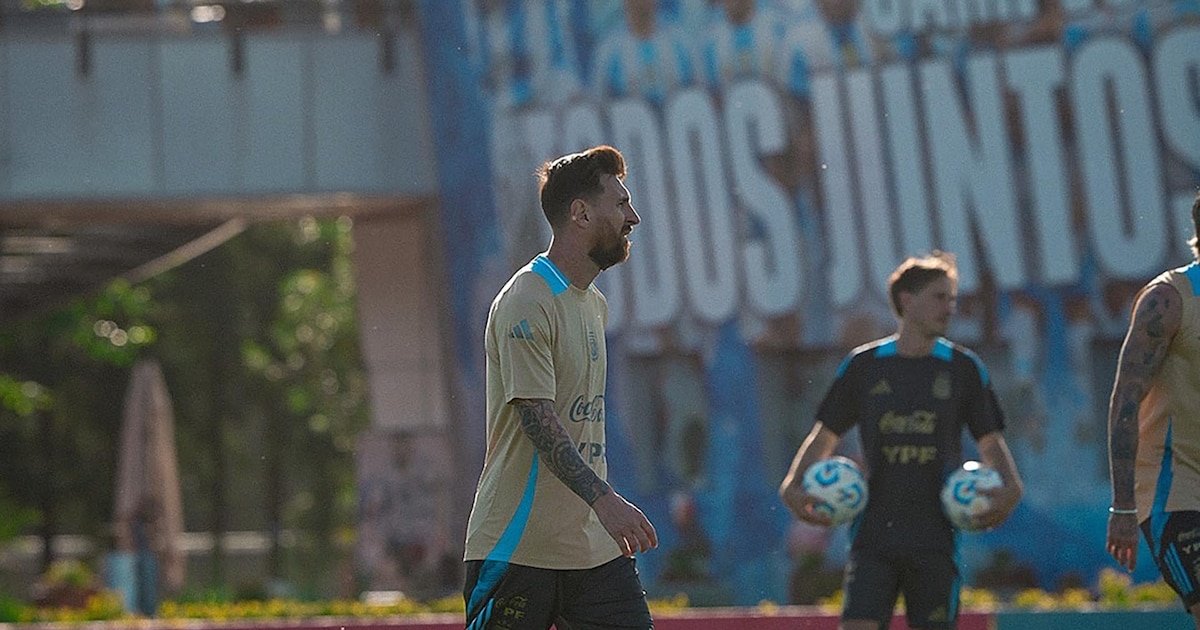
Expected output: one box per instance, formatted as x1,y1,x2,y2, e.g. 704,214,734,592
1108,282,1181,509
511,398,612,505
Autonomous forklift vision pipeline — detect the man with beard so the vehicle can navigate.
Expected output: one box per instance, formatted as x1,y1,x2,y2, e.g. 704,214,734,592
463,145,658,630
780,252,1023,630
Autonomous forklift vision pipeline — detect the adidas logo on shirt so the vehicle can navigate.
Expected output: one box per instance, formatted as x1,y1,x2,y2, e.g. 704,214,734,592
869,379,892,396
508,319,534,341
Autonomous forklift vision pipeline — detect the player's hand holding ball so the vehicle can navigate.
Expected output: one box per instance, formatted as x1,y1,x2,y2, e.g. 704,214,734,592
789,456,868,528
941,461,1018,531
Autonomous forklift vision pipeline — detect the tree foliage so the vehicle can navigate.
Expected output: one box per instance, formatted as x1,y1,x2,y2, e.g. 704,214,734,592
0,217,368,598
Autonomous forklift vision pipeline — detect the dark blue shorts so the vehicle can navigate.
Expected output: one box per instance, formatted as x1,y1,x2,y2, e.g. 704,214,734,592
1141,510,1200,609
463,555,652,629
842,547,960,629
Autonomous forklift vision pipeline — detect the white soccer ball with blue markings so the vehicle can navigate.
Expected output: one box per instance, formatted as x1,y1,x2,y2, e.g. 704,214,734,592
801,456,868,526
941,461,1003,531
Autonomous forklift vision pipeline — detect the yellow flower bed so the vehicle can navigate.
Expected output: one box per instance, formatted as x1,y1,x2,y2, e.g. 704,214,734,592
811,569,1177,615
6,570,1180,624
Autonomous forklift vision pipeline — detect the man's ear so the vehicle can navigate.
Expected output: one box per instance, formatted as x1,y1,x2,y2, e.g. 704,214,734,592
569,197,589,227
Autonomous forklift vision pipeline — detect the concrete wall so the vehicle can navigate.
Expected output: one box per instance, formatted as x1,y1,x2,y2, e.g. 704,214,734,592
351,205,459,594
0,22,437,200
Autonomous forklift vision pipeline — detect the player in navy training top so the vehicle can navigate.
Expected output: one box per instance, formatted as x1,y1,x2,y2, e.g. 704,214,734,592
780,252,1023,630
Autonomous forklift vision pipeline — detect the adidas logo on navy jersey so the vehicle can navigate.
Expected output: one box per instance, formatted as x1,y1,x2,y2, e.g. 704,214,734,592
870,379,892,396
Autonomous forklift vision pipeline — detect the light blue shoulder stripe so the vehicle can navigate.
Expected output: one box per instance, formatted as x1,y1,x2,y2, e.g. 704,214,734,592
1183,262,1200,296
834,354,852,378
932,337,954,362
837,337,897,377
531,255,570,296
945,339,990,385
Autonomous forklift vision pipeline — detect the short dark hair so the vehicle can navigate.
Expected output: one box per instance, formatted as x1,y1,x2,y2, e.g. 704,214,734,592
536,145,626,229
887,251,958,317
1190,190,1200,260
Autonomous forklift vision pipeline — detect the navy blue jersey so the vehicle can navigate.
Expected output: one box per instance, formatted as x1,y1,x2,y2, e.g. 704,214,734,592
818,336,1005,552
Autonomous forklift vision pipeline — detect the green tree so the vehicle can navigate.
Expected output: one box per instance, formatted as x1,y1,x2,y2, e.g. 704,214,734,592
0,280,154,575
147,217,367,596
1,217,367,599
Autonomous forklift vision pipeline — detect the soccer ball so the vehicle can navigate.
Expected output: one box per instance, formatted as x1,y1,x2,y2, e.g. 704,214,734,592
801,456,867,526
941,461,1002,531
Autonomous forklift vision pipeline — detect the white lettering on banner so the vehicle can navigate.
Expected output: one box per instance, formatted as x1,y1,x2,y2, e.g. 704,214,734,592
666,89,739,324
489,110,529,252
609,98,682,328
1072,37,1166,279
880,64,934,258
723,81,802,317
848,69,901,298
561,103,607,158
921,54,1024,293
1006,46,1077,285
481,26,1200,338
522,108,559,181
1155,30,1200,177
813,73,864,309
519,110,557,250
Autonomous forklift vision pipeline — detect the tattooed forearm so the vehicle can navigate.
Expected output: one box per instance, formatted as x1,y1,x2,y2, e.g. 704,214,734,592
1108,284,1180,505
1109,386,1142,503
512,399,611,505
1109,397,1141,461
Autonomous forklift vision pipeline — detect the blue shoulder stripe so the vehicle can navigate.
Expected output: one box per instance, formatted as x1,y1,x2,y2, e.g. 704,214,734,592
837,337,894,377
932,337,954,362
531,255,570,296
949,340,991,386
1183,262,1200,297
835,354,853,378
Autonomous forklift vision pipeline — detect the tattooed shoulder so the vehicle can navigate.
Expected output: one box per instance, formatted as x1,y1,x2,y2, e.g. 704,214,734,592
1134,283,1180,342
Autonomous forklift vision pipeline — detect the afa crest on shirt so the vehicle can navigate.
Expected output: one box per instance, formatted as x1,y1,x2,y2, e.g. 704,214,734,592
933,371,951,400
587,329,599,362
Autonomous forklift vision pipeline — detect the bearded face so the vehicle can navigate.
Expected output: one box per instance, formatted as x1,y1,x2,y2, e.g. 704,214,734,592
587,216,632,270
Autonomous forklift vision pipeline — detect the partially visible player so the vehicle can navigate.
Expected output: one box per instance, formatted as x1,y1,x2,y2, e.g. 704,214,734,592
1107,192,1200,630
780,252,1023,630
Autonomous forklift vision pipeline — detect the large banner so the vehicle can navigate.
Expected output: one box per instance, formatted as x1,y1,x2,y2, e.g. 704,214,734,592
417,0,1200,603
